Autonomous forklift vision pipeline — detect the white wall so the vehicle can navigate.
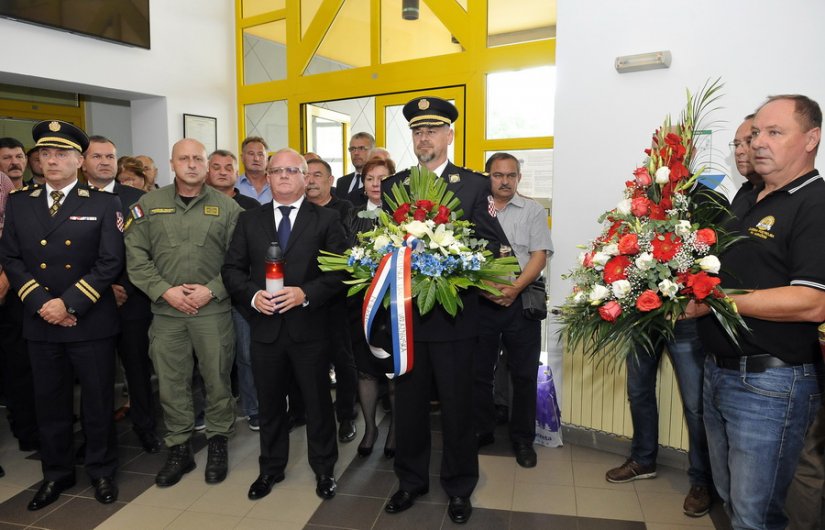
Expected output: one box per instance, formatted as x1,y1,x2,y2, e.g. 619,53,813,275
85,97,132,153
0,0,236,185
549,0,825,357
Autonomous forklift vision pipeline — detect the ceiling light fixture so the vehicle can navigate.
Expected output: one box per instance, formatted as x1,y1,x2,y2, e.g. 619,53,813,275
615,50,672,73
402,0,419,21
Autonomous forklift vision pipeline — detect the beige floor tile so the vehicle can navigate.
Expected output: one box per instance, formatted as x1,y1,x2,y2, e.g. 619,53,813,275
575,486,644,521
166,511,242,529
646,524,715,530
631,464,690,494
572,460,637,490
534,443,572,462
234,517,304,530
244,486,322,523
130,480,210,510
188,482,257,517
512,481,577,516
637,491,714,527
515,458,574,486
474,470,515,511
0,483,26,504
571,444,626,465
277,461,320,492
96,503,183,529
479,454,517,483
0,454,43,489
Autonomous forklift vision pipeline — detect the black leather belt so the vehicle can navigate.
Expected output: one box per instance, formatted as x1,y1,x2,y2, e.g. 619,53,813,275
712,354,797,373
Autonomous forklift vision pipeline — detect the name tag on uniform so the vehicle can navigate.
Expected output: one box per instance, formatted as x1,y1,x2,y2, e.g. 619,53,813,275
150,208,176,215
204,206,220,216
69,216,98,221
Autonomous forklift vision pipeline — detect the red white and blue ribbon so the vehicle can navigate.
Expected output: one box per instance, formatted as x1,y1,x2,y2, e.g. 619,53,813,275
362,237,416,377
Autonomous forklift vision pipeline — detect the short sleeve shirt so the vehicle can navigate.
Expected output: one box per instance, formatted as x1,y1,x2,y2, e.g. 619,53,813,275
494,193,553,271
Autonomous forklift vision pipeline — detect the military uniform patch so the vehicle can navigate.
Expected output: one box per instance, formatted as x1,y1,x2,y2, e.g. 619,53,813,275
78,189,90,197
204,206,220,216
131,205,144,220
150,208,176,215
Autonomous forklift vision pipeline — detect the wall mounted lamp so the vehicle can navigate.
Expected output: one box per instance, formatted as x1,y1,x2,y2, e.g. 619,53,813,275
615,50,672,73
402,0,419,20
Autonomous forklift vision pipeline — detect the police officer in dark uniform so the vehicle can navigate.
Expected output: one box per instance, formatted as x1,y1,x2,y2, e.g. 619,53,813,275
0,120,124,510
381,97,506,525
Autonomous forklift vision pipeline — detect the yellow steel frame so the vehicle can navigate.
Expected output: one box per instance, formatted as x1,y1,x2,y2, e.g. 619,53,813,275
0,98,86,131
236,0,554,170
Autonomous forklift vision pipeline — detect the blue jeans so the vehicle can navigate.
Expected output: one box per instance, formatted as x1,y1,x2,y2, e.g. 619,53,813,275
626,319,712,486
232,308,258,417
704,357,823,530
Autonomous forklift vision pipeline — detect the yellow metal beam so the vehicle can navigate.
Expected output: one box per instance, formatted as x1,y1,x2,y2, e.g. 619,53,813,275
422,0,470,51
294,0,345,77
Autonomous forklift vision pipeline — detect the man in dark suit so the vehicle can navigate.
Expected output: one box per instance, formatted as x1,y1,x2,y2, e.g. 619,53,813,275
334,132,374,207
0,120,124,510
381,97,506,525
82,135,162,454
222,147,347,501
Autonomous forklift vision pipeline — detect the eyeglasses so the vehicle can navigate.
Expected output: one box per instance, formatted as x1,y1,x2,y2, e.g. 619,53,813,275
266,166,304,176
348,146,369,153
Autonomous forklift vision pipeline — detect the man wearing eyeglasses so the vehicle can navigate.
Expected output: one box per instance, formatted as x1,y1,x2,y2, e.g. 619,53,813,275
334,132,374,207
222,148,347,501
731,114,764,203
126,138,242,489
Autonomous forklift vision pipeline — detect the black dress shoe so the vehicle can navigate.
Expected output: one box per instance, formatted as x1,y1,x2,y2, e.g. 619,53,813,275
204,435,228,484
136,430,162,454
514,442,537,468
155,442,195,487
27,477,76,511
92,477,118,504
248,473,284,500
316,475,336,499
448,496,473,524
385,489,426,514
338,419,357,443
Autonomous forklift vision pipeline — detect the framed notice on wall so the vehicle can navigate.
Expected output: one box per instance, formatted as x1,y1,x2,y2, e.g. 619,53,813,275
183,114,217,155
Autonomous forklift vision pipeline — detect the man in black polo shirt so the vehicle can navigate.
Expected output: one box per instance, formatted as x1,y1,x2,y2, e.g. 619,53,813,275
691,95,825,529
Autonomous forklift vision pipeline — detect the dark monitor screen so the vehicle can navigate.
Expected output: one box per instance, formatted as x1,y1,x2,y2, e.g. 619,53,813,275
0,0,150,49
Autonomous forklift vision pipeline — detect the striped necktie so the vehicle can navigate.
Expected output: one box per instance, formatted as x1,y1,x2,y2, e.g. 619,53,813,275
49,190,64,217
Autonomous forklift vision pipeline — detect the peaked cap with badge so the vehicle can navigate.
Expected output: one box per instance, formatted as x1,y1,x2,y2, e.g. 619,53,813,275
402,96,459,129
32,120,89,153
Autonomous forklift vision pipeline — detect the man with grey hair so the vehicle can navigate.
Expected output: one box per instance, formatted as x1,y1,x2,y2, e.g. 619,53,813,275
335,132,375,206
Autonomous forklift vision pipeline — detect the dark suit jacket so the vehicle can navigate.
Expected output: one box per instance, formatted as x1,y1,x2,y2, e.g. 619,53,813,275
0,183,124,341
335,172,367,207
381,161,508,341
221,200,348,344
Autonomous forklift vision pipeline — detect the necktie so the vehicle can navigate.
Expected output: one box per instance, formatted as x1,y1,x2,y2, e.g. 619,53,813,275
277,205,294,248
49,190,64,217
349,173,361,193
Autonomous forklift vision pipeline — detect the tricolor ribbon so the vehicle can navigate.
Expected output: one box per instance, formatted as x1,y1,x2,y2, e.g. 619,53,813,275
362,237,416,377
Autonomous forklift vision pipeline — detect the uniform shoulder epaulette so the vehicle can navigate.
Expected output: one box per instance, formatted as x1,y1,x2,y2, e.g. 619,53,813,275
10,184,40,194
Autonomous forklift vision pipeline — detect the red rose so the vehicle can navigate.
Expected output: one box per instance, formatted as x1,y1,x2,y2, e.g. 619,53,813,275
605,221,624,240
648,203,667,220
433,205,451,225
633,167,652,187
617,234,639,255
687,272,721,301
598,301,622,322
603,255,631,283
651,232,682,262
415,200,435,212
635,290,663,312
694,228,717,246
413,208,427,221
393,203,411,223
631,197,650,217
669,161,689,182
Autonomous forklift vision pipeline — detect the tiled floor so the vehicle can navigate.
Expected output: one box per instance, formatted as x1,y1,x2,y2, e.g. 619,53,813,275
0,399,731,529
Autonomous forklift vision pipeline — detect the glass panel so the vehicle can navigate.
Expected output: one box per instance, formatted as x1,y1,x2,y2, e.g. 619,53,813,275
245,100,288,151
308,97,374,177
243,20,287,85
242,0,284,18
301,0,323,37
305,0,370,75
385,103,454,173
381,0,463,64
487,0,555,47
0,84,79,107
484,148,553,201
486,66,555,139
309,115,346,178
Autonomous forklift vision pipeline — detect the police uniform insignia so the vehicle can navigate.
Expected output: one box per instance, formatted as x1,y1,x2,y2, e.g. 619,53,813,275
116,211,124,233
131,204,144,220
449,174,461,183
204,205,220,216
150,207,175,214
48,121,61,132
29,188,42,197
78,188,90,197
418,98,430,110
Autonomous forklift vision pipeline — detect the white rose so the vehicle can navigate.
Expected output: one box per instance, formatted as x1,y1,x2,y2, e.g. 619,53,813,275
658,279,679,299
589,284,610,304
655,166,670,184
611,279,631,299
635,252,655,271
698,255,721,274
373,234,391,251
674,220,692,238
616,199,632,215
602,243,619,256
591,252,610,268
403,220,429,239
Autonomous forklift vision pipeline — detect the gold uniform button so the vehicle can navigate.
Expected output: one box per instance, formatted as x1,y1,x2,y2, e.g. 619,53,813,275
65,240,72,246
40,263,47,269
65,264,72,270
40,239,47,246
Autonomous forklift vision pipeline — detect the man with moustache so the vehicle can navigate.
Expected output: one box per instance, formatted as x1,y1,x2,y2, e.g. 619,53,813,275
731,114,763,202
0,137,27,189
690,95,825,529
237,136,271,204
381,97,507,524
206,149,260,431
222,148,347,501
26,146,45,186
335,132,374,207
0,120,124,509
126,139,241,487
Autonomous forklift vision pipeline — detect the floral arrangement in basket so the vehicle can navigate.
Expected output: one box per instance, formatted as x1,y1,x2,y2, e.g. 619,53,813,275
557,79,746,361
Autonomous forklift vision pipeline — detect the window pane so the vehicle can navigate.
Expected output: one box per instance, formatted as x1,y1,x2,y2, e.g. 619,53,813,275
487,0,555,48
305,0,369,75
385,103,454,172
245,100,287,151
243,20,287,85
484,148,553,201
381,0,463,64
242,0,285,18
486,66,555,139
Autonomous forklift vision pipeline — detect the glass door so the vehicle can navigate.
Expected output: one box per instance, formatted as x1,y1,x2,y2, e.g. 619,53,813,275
304,104,351,179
